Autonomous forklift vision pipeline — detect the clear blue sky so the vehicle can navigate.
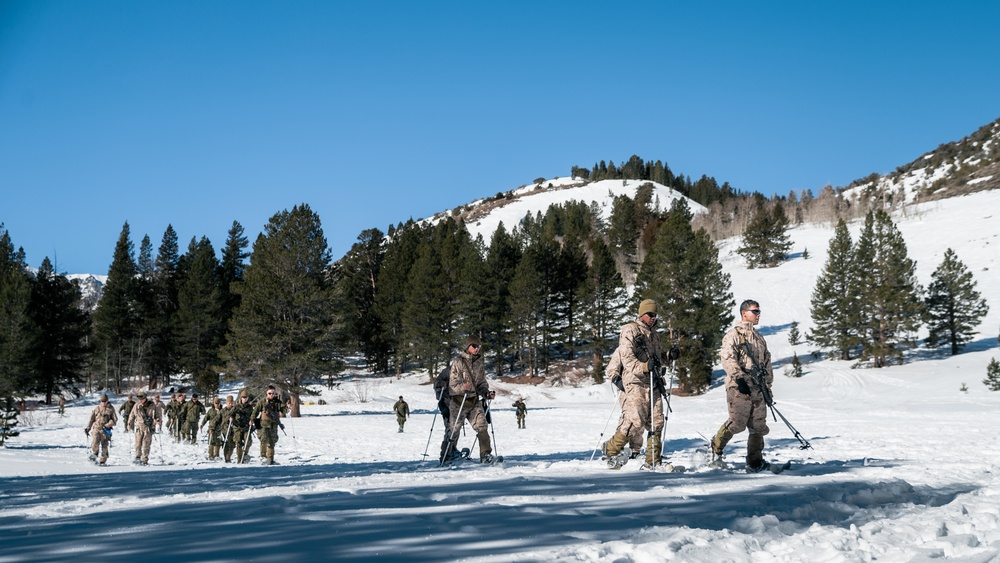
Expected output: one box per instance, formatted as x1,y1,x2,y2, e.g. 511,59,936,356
2,1,998,275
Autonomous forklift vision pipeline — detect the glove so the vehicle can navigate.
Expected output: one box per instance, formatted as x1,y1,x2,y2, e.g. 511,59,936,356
643,361,651,373
279,422,285,430
612,377,625,392
736,378,752,395
84,428,90,437
668,346,680,361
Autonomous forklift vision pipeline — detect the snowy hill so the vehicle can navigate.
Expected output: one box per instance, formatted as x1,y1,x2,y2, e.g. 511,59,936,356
4,190,1000,561
426,177,706,242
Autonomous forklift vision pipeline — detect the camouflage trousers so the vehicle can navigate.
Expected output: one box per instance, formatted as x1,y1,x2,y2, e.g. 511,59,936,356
230,426,252,463
90,427,111,463
133,427,154,463
444,395,490,460
258,425,279,461
721,385,770,437
615,382,664,448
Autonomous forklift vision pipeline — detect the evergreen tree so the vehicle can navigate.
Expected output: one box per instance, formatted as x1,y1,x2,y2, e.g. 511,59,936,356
224,204,338,415
607,194,639,262
144,225,180,388
790,352,803,377
373,221,422,376
507,244,545,375
481,224,521,377
219,220,249,327
581,237,628,382
0,225,36,398
924,248,989,355
336,228,388,372
28,257,92,404
554,237,589,360
0,395,19,446
91,222,146,392
635,199,733,393
809,219,861,360
788,321,801,346
175,237,225,394
854,209,923,367
737,200,792,268
984,358,1000,391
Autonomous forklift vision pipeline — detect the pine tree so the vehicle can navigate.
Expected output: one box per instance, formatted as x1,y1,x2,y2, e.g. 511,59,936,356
635,199,733,393
145,225,179,389
219,220,249,327
555,237,589,360
924,248,989,355
854,209,923,368
736,200,792,268
0,225,37,398
480,224,521,377
507,245,544,375
28,257,92,404
984,358,1000,391
92,222,146,391
786,321,800,345
809,219,861,360
0,395,19,446
373,221,422,376
790,352,803,377
175,237,225,394
336,228,388,372
223,204,338,414
581,237,628,382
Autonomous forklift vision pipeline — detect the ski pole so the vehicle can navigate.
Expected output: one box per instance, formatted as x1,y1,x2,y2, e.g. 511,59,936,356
440,393,467,466
485,399,499,459
421,409,439,459
590,383,621,461
661,365,674,456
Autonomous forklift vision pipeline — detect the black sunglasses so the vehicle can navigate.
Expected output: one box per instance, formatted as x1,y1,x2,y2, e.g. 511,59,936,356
747,309,761,315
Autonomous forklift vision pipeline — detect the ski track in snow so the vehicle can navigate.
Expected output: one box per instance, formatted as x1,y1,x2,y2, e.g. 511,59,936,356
3,190,1000,561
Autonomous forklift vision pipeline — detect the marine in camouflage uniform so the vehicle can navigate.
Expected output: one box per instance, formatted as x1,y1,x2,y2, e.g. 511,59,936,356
85,393,118,465
251,385,287,465
200,397,225,460
170,394,186,442
126,391,161,465
512,398,527,429
602,299,669,469
393,396,410,432
219,395,236,462
229,390,256,463
183,394,206,444
442,336,494,464
118,394,135,433
710,299,773,471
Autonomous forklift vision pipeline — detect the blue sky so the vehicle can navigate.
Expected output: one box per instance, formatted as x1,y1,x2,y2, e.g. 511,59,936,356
1,1,998,275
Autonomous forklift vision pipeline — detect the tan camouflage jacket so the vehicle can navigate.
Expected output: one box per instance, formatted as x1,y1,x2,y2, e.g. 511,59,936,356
448,351,488,399
720,321,774,391
127,402,161,432
86,403,118,433
618,320,666,387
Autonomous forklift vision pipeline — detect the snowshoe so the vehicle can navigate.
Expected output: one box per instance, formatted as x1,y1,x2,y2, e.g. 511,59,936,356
605,445,631,470
745,461,770,474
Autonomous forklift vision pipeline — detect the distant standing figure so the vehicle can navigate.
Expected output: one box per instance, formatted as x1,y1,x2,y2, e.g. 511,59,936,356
85,393,118,465
183,394,206,444
57,395,66,416
512,398,527,429
200,397,224,460
251,385,288,465
393,396,410,432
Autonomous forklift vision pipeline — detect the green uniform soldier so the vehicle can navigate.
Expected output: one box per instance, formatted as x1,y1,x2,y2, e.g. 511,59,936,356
126,391,161,465
170,393,187,442
512,398,527,429
118,394,135,433
183,394,206,444
229,390,256,463
58,395,66,416
219,395,236,462
200,397,224,460
251,385,288,465
393,396,410,433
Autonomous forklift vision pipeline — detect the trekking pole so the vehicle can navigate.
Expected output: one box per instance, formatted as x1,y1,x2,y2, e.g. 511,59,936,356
439,393,467,466
661,364,674,455
590,384,621,461
422,384,447,459
421,410,439,459
485,399,499,459
740,339,813,450
239,422,253,464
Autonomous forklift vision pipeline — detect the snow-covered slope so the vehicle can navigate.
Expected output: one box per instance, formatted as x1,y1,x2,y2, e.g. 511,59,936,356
4,190,1000,561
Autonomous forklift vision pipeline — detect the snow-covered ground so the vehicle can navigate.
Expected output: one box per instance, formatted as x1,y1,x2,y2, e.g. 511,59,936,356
3,191,1000,562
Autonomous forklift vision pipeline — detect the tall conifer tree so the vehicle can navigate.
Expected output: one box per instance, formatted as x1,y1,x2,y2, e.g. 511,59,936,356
924,248,989,355
92,223,145,391
29,257,91,403
0,225,36,398
175,237,225,393
809,219,861,360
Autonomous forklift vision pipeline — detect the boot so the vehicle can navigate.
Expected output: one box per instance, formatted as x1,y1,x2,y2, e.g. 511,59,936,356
746,433,766,471
601,431,629,458
644,432,662,466
711,425,733,457
477,430,492,459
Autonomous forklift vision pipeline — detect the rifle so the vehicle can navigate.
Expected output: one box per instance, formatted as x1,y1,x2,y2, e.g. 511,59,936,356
738,337,812,450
